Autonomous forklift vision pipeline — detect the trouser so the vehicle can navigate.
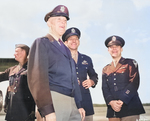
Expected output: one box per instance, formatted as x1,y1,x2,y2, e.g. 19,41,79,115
109,115,139,121
84,115,93,121
51,91,81,121
121,115,139,121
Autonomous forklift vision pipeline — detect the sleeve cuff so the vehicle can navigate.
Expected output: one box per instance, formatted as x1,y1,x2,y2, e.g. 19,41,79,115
76,101,82,109
106,95,113,105
38,104,55,117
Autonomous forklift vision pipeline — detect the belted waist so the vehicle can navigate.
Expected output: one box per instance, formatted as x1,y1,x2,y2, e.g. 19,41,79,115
50,85,74,97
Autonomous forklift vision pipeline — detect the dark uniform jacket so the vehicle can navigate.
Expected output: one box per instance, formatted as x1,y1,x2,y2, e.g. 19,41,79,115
102,57,145,118
0,62,35,121
27,34,82,117
75,52,98,116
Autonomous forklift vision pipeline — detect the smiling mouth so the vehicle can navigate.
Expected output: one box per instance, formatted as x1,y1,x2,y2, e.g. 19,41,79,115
71,44,77,46
60,25,65,28
112,51,118,53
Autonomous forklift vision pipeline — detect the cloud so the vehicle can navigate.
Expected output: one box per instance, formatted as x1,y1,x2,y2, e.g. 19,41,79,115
125,28,150,43
67,0,103,30
131,0,150,10
105,23,114,30
135,37,150,43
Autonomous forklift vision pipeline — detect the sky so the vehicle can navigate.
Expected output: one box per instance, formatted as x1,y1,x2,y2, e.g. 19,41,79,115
0,0,150,104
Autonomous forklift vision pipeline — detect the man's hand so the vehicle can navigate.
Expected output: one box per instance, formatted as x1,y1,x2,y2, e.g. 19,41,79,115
45,113,56,121
118,100,123,106
82,79,95,89
78,108,85,121
109,100,123,112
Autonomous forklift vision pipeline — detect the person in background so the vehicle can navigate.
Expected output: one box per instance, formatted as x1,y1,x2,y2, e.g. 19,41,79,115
62,27,98,121
0,44,35,121
27,5,85,121
102,35,145,121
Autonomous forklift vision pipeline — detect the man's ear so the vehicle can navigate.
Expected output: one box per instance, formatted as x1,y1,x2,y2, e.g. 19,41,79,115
47,18,52,27
22,49,27,56
121,47,123,52
47,20,51,27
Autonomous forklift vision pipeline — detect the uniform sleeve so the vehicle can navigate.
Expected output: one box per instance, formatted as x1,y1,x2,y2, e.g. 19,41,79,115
0,68,10,82
102,71,114,105
119,59,140,104
27,38,54,117
87,58,98,88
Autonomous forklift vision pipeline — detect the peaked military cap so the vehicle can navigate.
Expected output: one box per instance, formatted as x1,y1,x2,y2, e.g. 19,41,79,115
105,35,125,47
44,5,70,22
62,27,81,42
15,44,30,56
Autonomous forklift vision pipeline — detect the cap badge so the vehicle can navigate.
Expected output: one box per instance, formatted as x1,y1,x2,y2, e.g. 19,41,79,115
112,36,116,41
60,6,65,12
71,28,76,33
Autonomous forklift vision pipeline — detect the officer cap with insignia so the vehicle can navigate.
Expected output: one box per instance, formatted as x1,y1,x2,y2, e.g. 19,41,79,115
62,27,81,42
105,35,125,47
44,5,70,22
15,44,30,56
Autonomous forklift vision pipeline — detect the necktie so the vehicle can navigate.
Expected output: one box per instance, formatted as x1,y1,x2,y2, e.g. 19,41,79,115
58,39,63,46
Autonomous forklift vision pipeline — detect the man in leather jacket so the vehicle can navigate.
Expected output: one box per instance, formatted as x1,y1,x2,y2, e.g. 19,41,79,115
0,44,35,121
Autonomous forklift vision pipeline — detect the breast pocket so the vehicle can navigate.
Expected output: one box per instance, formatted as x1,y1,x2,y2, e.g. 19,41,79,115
117,64,128,74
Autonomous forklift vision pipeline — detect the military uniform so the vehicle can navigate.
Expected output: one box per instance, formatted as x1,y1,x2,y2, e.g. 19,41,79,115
102,57,145,118
28,6,83,121
0,63,35,121
75,52,98,116
102,35,145,119
62,27,98,120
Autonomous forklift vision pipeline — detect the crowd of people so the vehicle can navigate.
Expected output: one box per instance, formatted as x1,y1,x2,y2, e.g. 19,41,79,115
0,5,145,121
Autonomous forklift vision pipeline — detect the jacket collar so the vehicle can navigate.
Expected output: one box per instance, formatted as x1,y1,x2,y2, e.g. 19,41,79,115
9,62,27,76
45,34,71,59
109,57,125,73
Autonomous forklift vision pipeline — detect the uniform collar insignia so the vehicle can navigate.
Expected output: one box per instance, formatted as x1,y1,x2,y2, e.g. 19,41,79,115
133,60,138,68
